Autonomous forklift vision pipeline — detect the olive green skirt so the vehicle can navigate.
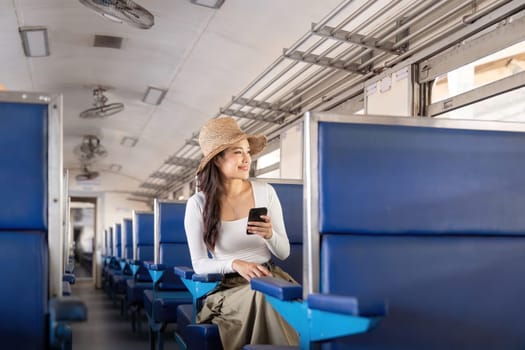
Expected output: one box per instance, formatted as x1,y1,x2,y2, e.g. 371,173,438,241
197,264,300,350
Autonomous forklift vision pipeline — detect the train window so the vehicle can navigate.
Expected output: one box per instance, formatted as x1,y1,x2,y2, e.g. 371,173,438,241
254,148,280,179
429,40,525,119
432,40,525,103
434,86,525,122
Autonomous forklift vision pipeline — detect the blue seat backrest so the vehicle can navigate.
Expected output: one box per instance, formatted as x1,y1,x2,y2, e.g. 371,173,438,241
271,183,303,284
158,201,192,288
135,212,154,261
0,102,49,349
108,227,114,257
0,103,47,229
114,223,122,258
103,229,108,255
123,218,133,259
316,120,525,349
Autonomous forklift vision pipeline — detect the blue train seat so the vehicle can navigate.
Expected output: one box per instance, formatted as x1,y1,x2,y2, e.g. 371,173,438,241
108,223,129,304
104,225,122,295
115,218,134,313
253,113,525,349
175,181,304,350
0,95,86,349
126,211,154,332
103,226,117,293
144,200,193,350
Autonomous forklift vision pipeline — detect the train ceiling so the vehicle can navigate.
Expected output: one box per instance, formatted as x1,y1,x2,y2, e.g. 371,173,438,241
1,0,523,201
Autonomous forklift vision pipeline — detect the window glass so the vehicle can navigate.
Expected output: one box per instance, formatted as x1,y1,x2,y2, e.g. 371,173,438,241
435,86,525,122
432,41,525,103
255,149,280,178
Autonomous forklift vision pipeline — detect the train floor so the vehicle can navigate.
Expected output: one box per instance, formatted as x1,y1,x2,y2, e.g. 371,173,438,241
71,279,181,350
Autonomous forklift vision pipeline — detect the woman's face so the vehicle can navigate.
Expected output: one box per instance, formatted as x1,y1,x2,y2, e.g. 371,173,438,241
215,139,251,180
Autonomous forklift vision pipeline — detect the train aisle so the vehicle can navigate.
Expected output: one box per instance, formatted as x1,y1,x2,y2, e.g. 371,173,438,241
71,279,180,350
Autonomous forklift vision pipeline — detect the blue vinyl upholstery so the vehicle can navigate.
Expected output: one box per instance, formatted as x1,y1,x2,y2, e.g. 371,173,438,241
135,212,154,261
0,102,49,349
0,103,47,230
0,101,86,349
145,201,192,350
158,201,192,283
272,183,303,284
316,119,525,349
0,232,48,348
114,223,122,258
103,229,109,255
126,212,154,332
318,122,525,234
123,218,133,259
108,227,114,257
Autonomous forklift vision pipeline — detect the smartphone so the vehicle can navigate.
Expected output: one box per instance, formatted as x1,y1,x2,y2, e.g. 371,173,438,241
246,207,267,234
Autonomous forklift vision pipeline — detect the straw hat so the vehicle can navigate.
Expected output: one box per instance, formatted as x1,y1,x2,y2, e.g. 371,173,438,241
197,117,267,174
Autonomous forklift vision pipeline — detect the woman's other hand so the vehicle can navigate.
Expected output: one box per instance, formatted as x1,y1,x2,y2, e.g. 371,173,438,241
232,259,271,281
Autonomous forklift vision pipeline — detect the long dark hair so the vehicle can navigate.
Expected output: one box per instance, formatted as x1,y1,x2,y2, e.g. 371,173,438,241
197,153,224,251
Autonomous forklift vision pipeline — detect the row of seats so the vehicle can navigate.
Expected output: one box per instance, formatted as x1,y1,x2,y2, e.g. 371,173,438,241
101,112,525,350
247,113,525,349
0,95,87,349
100,182,307,350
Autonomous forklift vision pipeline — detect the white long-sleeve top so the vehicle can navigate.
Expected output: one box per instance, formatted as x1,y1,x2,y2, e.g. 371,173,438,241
184,181,290,274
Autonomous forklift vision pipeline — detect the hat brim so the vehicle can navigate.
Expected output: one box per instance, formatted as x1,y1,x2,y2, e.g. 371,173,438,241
196,133,267,174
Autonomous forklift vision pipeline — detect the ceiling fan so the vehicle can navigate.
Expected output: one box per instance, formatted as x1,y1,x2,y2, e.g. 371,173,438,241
75,165,100,181
78,0,154,29
79,87,124,119
74,135,108,163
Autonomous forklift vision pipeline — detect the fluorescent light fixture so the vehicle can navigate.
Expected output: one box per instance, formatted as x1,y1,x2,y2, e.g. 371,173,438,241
142,86,167,105
19,26,50,57
120,136,138,148
190,0,225,9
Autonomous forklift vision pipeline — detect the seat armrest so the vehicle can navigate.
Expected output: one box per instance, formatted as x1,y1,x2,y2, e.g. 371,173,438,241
62,273,75,284
250,276,302,301
307,293,387,317
145,262,167,271
192,273,223,282
49,298,87,322
173,265,223,283
146,263,169,285
174,266,194,279
65,261,75,274
49,298,87,349
62,281,72,296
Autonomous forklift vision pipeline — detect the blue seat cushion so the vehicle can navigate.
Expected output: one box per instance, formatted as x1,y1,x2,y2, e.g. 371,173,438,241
180,323,222,350
0,232,48,350
318,121,525,235
135,213,154,245
176,304,193,330
126,280,151,305
143,290,192,323
0,103,47,229
320,233,525,349
158,202,186,243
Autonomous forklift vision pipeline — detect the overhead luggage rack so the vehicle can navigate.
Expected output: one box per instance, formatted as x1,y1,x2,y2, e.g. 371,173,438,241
132,0,524,201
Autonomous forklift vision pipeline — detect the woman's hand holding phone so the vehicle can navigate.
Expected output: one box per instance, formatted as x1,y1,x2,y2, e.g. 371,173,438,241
246,207,272,238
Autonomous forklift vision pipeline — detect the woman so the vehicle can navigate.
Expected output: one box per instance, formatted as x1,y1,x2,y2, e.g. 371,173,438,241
184,117,299,349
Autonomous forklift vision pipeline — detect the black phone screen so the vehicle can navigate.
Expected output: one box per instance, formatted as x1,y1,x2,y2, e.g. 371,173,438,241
246,207,267,234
